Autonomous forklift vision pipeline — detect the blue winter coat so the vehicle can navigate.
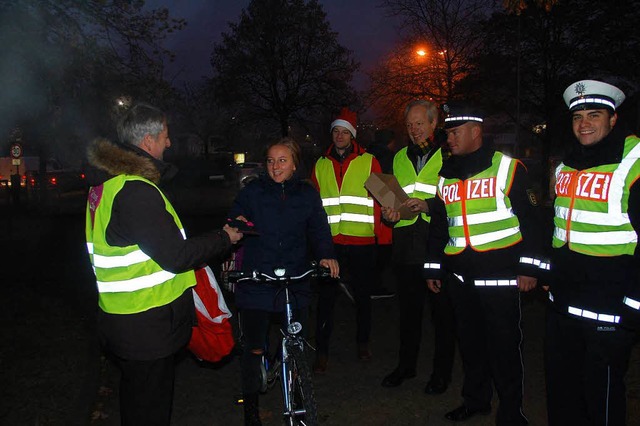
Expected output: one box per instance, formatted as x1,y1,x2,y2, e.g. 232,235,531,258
228,173,335,311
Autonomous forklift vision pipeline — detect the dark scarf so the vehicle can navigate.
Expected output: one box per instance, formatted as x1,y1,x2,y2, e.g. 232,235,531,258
563,123,629,170
330,143,354,163
439,143,494,180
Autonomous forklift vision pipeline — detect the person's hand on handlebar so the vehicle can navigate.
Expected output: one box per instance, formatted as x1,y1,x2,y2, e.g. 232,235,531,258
319,258,339,279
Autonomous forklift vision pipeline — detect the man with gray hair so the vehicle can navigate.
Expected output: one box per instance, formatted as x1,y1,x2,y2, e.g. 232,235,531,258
85,103,243,425
380,100,456,395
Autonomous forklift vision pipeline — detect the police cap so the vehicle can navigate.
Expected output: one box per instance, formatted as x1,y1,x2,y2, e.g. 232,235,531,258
563,80,625,113
441,102,484,129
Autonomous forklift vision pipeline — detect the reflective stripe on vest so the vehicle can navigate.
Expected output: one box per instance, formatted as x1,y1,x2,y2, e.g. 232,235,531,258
402,182,438,196
315,154,375,237
437,152,522,254
393,147,442,227
87,230,187,269
553,136,640,256
85,175,196,314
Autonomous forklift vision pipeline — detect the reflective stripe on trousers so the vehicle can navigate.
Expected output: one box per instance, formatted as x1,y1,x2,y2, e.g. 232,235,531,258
548,292,621,324
519,256,550,271
474,279,517,287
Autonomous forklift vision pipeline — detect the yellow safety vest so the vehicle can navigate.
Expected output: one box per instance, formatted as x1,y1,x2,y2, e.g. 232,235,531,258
437,152,522,254
86,175,196,315
315,154,375,237
553,135,640,256
393,147,442,227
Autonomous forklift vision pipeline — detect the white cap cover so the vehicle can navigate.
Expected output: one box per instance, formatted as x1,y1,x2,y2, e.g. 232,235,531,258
563,80,625,112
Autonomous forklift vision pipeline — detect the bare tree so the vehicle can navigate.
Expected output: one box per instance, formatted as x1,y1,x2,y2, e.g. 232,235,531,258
0,0,186,161
210,0,359,137
501,0,557,14
367,0,492,125
462,0,640,201
367,37,450,127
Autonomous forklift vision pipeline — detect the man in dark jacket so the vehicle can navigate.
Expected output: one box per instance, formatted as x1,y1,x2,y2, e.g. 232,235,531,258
546,80,640,425
380,100,456,395
425,102,547,424
85,103,242,425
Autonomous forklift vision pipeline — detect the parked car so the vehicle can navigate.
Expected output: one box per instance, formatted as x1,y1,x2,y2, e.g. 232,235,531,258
234,162,264,187
26,169,86,192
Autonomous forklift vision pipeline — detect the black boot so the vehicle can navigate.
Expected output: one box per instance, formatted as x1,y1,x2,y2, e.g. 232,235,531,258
243,393,262,426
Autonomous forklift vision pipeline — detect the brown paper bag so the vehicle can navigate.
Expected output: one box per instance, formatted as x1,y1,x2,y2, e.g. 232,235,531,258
364,173,417,220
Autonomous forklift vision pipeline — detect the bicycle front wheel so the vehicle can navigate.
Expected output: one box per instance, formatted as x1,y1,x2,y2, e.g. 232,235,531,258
284,344,317,426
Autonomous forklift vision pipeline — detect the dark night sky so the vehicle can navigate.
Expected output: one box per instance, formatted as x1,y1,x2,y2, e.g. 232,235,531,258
146,0,403,90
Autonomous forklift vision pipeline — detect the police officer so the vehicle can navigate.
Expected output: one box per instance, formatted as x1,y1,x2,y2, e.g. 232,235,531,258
546,80,640,425
425,102,547,424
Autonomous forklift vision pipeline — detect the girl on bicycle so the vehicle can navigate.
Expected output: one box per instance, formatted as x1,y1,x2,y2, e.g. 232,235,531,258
228,137,339,426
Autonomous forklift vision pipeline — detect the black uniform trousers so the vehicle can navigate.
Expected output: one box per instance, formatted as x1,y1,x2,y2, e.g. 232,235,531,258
394,264,456,380
116,354,176,426
545,308,637,426
448,277,526,425
316,244,375,355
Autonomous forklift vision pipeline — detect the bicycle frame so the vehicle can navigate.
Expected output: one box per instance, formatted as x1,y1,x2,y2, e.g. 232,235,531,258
280,284,305,419
230,264,329,425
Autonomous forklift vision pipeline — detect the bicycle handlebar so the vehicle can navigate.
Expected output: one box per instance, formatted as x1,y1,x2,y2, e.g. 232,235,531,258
227,263,332,284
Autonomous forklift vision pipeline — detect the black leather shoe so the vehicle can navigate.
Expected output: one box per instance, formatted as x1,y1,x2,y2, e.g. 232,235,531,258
444,405,491,422
381,367,417,387
424,377,449,395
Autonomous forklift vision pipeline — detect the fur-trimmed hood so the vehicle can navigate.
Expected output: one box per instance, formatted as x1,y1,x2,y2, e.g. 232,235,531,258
85,138,175,186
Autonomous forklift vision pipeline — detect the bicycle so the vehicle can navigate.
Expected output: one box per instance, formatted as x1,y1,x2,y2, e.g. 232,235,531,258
228,263,331,426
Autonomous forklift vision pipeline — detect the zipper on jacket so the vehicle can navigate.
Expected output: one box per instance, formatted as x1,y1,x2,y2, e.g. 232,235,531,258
566,171,580,245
